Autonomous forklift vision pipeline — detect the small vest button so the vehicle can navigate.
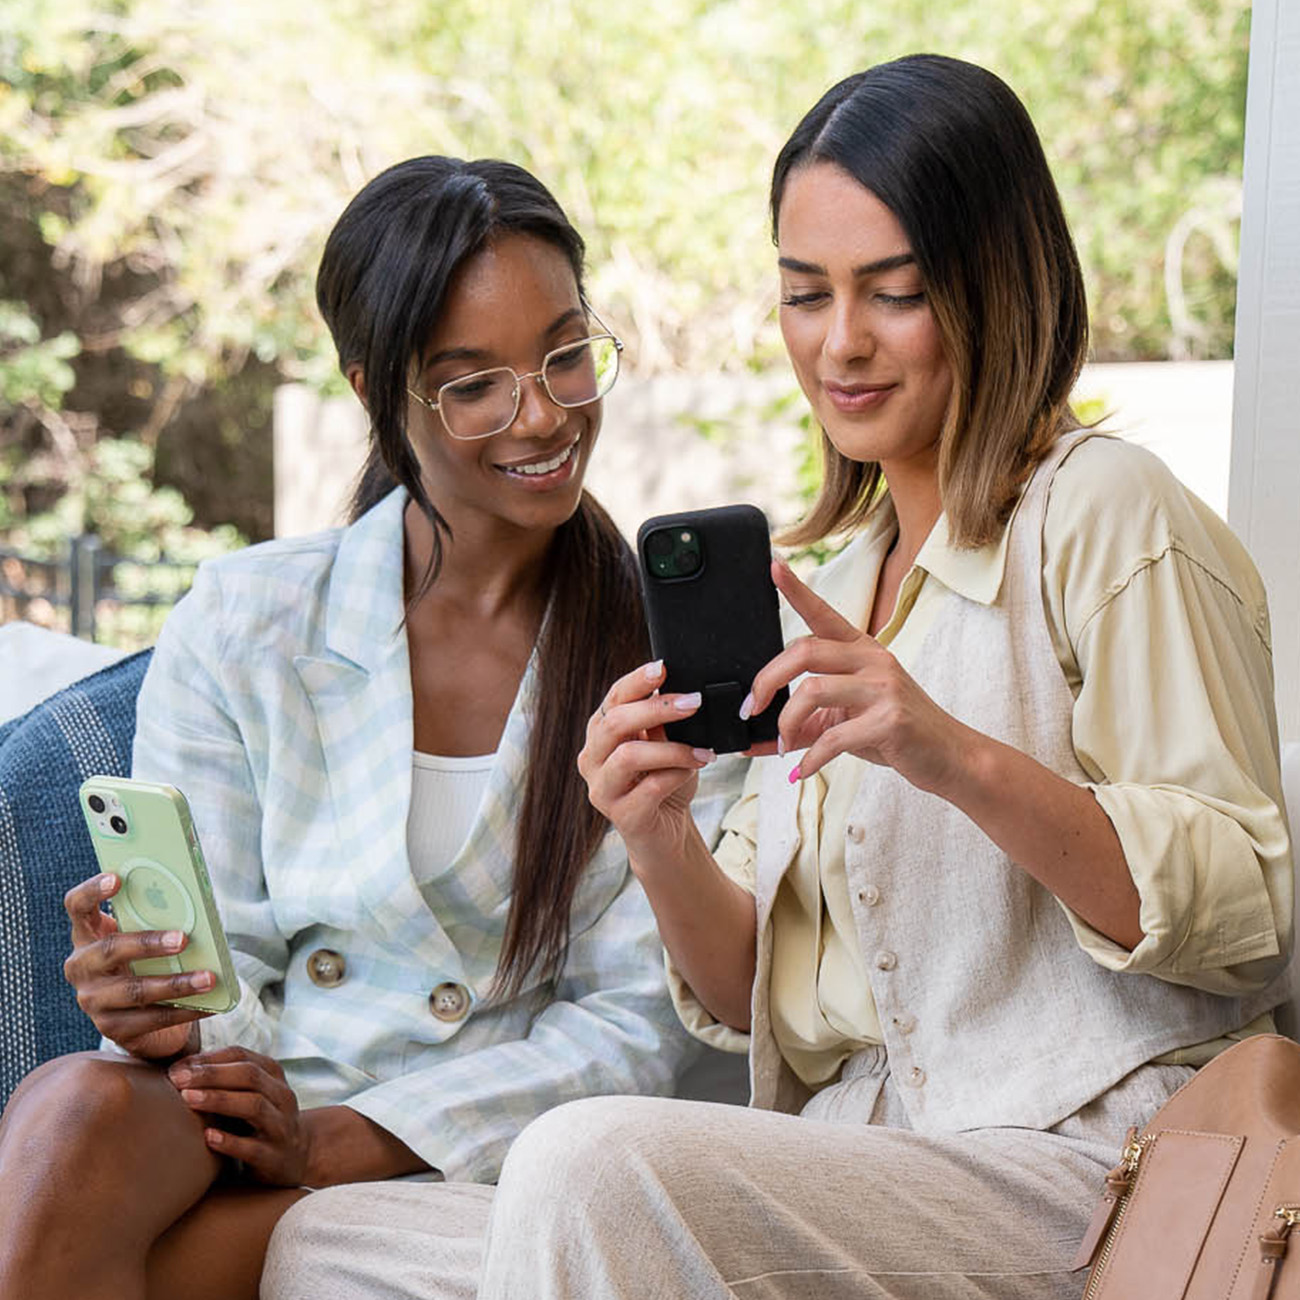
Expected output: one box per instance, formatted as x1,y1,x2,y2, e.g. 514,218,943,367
847,823,866,844
904,1065,926,1087
874,950,897,971
306,948,346,988
858,885,882,907
429,982,471,1022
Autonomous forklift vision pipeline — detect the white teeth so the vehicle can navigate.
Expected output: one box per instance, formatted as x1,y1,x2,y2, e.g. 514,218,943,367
503,440,576,476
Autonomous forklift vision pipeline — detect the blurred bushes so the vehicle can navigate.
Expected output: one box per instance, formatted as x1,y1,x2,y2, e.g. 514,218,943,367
0,0,1249,575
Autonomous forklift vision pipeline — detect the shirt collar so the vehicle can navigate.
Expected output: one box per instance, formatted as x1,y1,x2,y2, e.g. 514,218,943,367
799,484,1018,630
913,507,1011,606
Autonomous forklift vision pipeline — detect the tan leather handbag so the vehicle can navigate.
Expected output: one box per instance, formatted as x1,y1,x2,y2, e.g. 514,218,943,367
1074,1034,1300,1299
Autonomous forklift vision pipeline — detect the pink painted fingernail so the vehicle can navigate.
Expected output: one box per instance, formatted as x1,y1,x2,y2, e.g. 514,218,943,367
169,1067,192,1086
99,874,117,894
738,692,754,721
692,748,716,765
645,660,664,680
674,692,702,711
181,1089,204,1105
164,930,184,950
788,765,802,784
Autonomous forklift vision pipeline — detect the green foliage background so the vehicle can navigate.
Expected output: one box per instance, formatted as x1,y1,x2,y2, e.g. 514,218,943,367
0,0,1250,630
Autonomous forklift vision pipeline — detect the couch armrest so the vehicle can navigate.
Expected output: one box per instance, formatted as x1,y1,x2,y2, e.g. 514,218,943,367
0,650,152,1107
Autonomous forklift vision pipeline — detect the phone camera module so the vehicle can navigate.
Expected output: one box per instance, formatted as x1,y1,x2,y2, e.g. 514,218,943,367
88,793,106,814
645,526,704,580
109,814,129,835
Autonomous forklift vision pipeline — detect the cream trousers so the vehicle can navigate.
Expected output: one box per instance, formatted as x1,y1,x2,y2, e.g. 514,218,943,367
261,1051,1190,1300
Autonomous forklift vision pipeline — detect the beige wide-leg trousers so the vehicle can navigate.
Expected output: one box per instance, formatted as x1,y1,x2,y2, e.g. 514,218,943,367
262,1051,1190,1300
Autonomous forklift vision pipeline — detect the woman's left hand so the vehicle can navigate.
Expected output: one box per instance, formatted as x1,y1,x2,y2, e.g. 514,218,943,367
167,1046,311,1186
748,559,973,794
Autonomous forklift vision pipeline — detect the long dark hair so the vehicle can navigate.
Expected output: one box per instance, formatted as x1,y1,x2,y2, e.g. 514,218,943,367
771,54,1089,549
316,157,647,997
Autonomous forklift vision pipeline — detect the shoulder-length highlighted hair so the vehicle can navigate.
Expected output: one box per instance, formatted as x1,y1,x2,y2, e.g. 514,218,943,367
772,54,1089,549
316,157,647,998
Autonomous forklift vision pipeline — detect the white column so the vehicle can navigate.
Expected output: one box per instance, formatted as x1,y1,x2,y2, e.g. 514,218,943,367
1229,0,1300,743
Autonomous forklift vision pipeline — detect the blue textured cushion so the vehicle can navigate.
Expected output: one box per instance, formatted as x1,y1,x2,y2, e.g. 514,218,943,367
0,649,152,1106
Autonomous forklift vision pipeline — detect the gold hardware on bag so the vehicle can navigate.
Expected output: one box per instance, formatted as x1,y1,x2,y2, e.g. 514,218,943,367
1073,1036,1300,1300
1078,1132,1150,1299
1255,1208,1300,1300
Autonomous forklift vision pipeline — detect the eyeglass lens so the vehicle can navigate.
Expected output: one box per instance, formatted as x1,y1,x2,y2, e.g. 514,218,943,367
438,336,620,439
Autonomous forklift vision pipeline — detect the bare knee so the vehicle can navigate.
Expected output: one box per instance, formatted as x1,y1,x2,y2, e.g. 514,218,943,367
0,1051,203,1182
4,1052,159,1139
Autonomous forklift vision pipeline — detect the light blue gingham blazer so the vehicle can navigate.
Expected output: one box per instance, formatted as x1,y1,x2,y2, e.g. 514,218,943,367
131,487,740,1183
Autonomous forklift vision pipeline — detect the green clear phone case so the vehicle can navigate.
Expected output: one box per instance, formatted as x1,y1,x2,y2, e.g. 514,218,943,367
78,776,238,1014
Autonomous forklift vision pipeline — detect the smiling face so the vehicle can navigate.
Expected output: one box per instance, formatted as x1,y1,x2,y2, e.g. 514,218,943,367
777,162,953,478
403,232,601,541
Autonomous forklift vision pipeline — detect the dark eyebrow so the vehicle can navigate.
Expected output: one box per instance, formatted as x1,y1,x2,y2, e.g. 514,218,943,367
421,345,489,371
778,252,917,277
545,306,586,338
420,307,587,374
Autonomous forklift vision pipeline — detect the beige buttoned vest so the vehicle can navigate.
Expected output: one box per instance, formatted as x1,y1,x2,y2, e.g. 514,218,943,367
747,431,1288,1127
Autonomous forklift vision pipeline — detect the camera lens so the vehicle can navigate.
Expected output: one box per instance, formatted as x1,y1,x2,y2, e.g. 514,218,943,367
88,794,106,814
676,546,701,576
109,814,128,835
646,530,673,558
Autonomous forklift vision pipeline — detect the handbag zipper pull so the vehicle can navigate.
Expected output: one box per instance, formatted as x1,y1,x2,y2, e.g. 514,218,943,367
1254,1206,1300,1300
1073,1130,1147,1273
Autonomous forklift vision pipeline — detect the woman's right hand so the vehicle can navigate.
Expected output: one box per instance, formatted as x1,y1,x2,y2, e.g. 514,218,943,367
578,659,714,865
63,873,212,1060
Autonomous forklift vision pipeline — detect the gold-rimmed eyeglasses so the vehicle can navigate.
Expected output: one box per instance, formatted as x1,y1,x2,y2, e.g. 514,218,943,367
407,309,624,441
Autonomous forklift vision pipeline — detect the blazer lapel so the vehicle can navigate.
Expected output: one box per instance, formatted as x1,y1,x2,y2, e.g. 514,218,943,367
434,649,535,904
293,489,452,955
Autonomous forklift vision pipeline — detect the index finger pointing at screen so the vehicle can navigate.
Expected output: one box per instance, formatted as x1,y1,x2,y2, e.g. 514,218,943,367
771,558,864,644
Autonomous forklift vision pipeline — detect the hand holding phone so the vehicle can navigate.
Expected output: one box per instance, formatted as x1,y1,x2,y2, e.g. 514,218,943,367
68,777,237,1057
637,504,789,754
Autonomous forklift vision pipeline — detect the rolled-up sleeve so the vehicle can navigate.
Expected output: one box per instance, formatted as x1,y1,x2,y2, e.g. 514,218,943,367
1061,542,1291,995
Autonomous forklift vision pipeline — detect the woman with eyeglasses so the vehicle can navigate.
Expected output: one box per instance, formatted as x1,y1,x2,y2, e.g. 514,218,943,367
260,55,1291,1300
0,157,733,1300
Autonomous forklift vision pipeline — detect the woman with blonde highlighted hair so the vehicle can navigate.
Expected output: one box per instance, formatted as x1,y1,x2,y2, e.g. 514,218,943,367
264,54,1290,1299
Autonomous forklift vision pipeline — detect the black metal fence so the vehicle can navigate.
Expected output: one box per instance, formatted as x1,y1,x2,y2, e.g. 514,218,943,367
0,535,195,645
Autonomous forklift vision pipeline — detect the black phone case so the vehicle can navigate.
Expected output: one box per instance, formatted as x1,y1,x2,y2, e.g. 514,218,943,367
637,504,788,754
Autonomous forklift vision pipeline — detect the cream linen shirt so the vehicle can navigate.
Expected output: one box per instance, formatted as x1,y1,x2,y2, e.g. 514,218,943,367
672,436,1290,1085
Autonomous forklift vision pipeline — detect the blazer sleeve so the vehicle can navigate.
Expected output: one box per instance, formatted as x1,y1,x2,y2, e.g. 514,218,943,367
130,565,290,1055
